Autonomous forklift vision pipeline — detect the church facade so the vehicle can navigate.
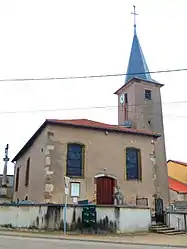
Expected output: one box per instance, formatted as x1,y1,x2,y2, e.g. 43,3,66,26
12,11,169,207
12,119,161,207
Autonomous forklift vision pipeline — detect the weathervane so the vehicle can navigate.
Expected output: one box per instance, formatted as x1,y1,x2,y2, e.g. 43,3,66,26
131,5,138,34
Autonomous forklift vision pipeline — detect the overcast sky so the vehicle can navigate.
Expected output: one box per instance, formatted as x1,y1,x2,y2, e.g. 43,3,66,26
0,0,186,174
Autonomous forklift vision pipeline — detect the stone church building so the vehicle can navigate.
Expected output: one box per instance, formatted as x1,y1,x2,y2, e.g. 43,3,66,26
12,14,169,207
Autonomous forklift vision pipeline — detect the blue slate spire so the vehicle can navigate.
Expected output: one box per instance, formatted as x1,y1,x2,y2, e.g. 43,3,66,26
125,6,156,84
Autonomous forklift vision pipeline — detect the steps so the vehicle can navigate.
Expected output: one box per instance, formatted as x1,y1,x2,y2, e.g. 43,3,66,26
150,223,186,235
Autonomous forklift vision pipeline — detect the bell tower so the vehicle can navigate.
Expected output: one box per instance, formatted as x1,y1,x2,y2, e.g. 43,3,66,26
114,6,169,206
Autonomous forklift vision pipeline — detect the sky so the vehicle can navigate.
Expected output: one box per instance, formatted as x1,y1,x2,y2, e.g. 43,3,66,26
0,0,186,174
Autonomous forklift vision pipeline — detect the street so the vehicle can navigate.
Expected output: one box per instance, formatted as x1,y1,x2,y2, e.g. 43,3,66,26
0,235,184,249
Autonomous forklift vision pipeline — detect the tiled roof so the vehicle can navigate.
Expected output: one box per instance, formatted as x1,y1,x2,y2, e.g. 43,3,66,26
12,118,160,162
167,159,187,167
168,177,187,193
47,118,159,136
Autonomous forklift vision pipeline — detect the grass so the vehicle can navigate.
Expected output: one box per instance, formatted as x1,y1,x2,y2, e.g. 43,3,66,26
0,227,150,237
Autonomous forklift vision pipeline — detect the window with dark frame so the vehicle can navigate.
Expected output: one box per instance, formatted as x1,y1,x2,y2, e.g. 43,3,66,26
125,148,142,181
125,93,128,103
144,89,152,100
25,157,30,187
66,143,85,177
15,167,20,192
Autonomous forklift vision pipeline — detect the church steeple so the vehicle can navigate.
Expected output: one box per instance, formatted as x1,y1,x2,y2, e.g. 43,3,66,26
125,6,156,84
115,7,169,207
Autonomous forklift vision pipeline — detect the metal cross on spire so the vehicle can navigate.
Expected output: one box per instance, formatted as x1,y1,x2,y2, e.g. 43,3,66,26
131,5,138,34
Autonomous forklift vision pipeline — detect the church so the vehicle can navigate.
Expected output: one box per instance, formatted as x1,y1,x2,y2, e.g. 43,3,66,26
12,8,169,208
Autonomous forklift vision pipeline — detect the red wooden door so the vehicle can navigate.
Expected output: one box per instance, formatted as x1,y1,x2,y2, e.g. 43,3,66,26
96,177,115,205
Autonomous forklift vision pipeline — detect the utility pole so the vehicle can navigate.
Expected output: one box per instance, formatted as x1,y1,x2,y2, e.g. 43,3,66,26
2,144,9,188
64,176,70,235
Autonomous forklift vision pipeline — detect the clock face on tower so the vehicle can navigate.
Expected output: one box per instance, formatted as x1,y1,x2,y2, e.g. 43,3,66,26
120,93,125,104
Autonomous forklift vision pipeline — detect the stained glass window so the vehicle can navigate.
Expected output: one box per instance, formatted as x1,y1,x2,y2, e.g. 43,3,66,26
66,143,84,177
126,148,141,180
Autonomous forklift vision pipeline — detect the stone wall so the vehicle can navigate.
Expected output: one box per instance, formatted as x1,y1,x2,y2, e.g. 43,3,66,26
44,131,55,203
0,204,151,233
166,211,187,230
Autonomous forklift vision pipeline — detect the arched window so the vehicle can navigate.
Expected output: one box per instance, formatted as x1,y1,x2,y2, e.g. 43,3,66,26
66,143,85,177
15,167,20,192
25,157,30,187
125,147,142,180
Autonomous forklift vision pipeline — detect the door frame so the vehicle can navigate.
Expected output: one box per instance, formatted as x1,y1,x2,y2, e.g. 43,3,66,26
94,173,117,180
155,197,164,224
94,174,117,205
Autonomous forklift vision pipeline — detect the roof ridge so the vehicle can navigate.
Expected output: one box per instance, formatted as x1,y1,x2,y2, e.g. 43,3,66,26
48,118,159,135
168,177,187,193
168,159,187,166
12,118,160,162
168,176,187,186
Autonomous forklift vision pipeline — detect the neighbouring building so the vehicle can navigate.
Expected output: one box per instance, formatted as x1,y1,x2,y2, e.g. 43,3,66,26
12,9,169,207
168,176,187,202
167,159,187,202
0,174,14,203
167,159,187,184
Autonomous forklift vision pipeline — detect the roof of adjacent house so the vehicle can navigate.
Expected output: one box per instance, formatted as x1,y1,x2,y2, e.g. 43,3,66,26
168,177,187,194
167,159,187,167
12,118,160,162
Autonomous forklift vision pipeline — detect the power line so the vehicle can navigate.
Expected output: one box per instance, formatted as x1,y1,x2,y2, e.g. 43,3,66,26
0,101,187,116
164,100,187,104
0,68,187,82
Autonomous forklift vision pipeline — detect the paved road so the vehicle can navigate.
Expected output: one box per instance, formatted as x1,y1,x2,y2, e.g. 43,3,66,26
0,235,185,249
